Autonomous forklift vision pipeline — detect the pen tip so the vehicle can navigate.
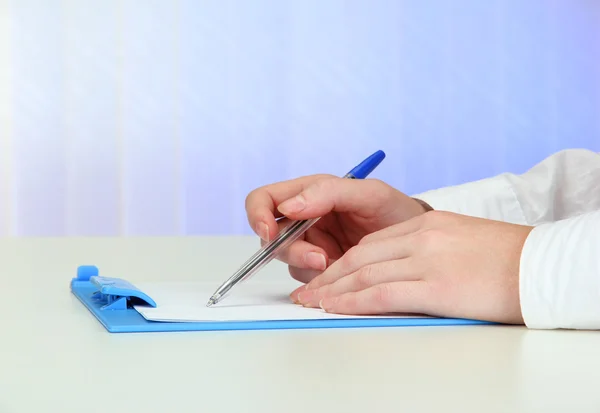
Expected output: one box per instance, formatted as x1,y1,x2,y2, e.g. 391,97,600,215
206,298,216,307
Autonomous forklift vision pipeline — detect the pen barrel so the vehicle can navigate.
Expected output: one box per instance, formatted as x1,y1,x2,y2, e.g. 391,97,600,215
214,217,321,298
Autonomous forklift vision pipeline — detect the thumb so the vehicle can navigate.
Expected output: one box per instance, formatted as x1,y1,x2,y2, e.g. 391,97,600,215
276,177,395,220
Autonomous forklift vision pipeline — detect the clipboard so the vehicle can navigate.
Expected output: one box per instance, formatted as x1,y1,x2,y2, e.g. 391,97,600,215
70,265,492,333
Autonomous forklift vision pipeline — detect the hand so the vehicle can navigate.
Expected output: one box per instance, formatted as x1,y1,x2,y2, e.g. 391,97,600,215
245,175,428,285
295,211,534,324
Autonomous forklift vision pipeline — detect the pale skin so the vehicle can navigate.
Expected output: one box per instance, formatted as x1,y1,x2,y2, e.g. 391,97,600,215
245,175,533,324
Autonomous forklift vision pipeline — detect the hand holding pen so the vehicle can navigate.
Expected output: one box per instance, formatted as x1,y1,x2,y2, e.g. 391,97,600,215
207,151,431,306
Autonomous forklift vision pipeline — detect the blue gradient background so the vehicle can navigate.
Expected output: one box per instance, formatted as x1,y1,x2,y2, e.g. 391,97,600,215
0,0,599,236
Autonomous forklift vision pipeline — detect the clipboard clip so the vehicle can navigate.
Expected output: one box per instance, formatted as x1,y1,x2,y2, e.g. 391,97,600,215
72,265,157,311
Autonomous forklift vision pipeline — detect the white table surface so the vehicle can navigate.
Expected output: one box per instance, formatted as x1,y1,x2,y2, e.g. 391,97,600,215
1,236,599,413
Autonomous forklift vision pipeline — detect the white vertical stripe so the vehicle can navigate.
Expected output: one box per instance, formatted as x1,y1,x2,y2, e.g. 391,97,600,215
0,0,13,236
11,0,68,236
115,0,125,235
119,0,179,235
62,0,120,235
172,0,183,235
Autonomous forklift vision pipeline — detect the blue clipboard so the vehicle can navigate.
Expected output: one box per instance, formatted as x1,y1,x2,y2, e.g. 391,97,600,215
70,265,492,333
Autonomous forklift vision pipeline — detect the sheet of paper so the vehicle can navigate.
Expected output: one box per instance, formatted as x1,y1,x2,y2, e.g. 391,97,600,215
133,281,425,322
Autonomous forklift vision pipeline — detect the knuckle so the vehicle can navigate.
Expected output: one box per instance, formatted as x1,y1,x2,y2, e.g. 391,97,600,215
420,210,437,225
314,173,337,181
356,265,376,288
358,234,373,246
367,178,390,191
374,283,394,306
364,179,394,202
415,229,440,251
300,178,337,206
341,245,363,272
310,177,339,195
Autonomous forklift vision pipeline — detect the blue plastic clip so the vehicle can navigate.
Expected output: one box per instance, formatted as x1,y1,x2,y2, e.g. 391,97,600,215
72,265,156,311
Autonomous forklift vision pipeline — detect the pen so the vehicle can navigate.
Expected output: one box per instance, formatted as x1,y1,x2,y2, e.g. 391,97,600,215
206,150,386,307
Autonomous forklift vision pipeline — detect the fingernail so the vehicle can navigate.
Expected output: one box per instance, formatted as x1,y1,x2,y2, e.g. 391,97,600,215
298,290,318,307
277,194,306,215
297,290,310,304
305,252,326,271
257,222,269,242
289,285,305,304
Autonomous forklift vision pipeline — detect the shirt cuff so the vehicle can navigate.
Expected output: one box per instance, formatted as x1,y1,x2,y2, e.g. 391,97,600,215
519,210,600,329
413,174,528,225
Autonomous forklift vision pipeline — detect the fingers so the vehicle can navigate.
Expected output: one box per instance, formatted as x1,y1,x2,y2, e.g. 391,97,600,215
297,259,420,307
305,236,414,290
259,221,343,272
266,239,328,271
276,177,398,221
289,268,323,304
289,258,339,303
245,174,334,241
320,281,428,315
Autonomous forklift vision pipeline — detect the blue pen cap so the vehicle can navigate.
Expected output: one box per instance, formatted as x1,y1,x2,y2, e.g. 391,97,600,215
347,150,386,179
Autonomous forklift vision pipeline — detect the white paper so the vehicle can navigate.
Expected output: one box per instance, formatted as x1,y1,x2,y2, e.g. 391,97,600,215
133,281,421,322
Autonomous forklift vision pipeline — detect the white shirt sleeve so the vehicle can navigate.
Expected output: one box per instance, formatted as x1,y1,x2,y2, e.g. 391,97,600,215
413,149,600,329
